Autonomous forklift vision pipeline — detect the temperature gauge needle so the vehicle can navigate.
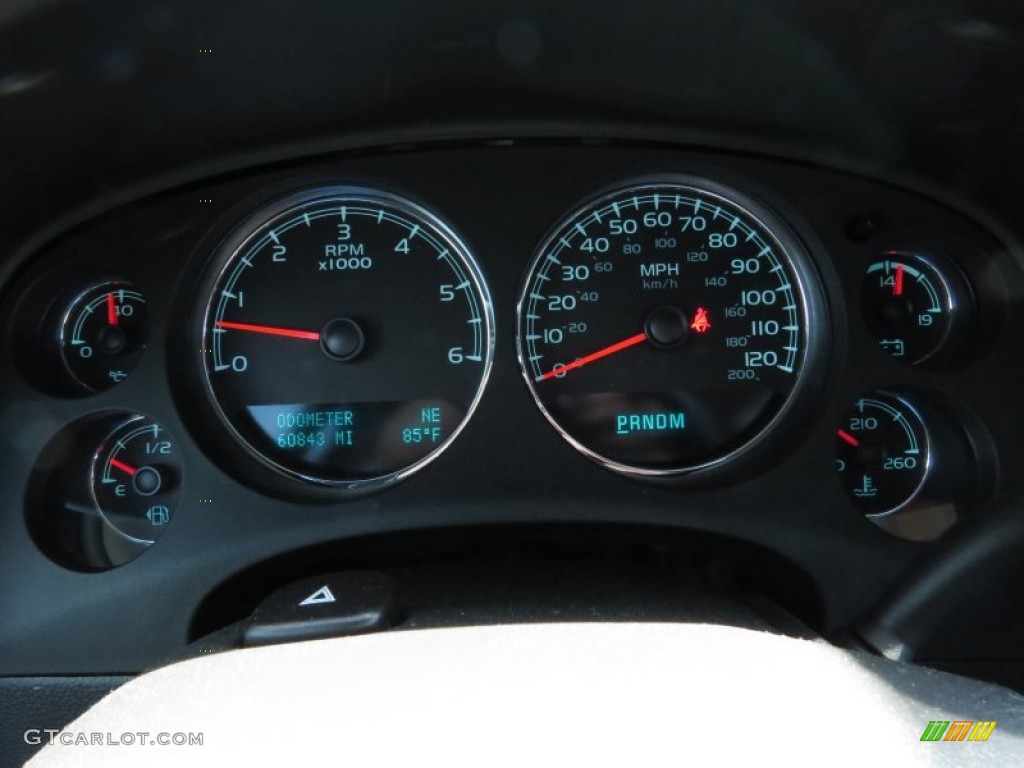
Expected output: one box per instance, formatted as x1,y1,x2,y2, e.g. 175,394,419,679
837,429,860,447
537,332,648,382
215,320,320,341
109,457,137,476
107,293,118,326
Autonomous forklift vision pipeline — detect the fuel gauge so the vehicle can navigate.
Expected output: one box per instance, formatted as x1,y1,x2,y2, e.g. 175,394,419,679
27,412,182,571
91,415,180,543
861,252,972,366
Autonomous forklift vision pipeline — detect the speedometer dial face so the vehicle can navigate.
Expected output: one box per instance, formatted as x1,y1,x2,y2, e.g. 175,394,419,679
200,187,494,492
517,178,819,476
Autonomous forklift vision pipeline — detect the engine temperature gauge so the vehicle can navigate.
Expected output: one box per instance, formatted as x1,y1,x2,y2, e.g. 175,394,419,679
835,393,929,516
861,252,971,366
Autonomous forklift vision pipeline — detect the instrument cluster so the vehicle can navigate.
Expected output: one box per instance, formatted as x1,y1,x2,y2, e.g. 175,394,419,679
1,141,1018,575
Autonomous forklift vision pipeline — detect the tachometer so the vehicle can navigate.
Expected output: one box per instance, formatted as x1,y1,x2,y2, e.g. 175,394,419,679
516,177,824,477
197,186,494,494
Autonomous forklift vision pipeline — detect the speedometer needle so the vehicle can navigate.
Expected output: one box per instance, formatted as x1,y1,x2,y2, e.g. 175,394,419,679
215,320,321,341
537,332,648,382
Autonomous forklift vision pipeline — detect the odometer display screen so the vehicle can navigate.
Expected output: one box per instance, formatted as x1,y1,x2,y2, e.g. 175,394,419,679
517,178,815,475
244,399,461,479
200,187,493,490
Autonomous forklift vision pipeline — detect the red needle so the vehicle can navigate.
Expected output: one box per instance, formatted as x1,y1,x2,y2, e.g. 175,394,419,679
894,265,905,297
107,293,118,326
837,429,860,448
215,320,320,341
109,458,137,476
538,332,648,382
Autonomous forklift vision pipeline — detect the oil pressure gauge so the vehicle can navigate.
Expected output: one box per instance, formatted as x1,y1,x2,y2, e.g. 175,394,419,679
861,252,973,366
12,277,150,397
58,281,149,392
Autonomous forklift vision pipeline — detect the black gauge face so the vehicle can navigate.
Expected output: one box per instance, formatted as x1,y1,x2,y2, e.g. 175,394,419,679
517,178,819,476
91,416,180,543
835,393,929,515
200,187,494,490
59,282,148,392
861,253,958,365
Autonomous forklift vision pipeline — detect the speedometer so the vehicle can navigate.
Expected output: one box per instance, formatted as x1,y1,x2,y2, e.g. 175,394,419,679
516,177,825,477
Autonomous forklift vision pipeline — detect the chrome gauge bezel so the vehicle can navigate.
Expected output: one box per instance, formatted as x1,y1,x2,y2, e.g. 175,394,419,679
839,392,934,519
515,174,826,480
87,414,168,544
57,281,148,393
196,185,496,495
862,251,959,367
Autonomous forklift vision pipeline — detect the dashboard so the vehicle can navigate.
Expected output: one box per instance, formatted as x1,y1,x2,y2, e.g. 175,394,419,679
5,1,1024,761
2,138,1022,674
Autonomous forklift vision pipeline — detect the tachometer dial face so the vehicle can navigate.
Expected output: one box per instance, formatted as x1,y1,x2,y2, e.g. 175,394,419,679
199,187,494,491
517,178,820,476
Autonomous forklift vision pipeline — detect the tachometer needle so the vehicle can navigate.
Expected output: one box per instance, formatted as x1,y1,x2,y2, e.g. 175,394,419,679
107,292,118,326
893,265,905,297
215,320,321,341
537,332,648,382
109,458,137,476
837,429,860,447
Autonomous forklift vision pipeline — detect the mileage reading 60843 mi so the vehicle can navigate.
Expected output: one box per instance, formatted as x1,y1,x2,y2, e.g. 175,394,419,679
242,400,456,481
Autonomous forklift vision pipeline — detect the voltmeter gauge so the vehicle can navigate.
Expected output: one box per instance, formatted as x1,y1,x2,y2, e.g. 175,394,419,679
835,393,930,516
861,252,971,366
59,282,148,392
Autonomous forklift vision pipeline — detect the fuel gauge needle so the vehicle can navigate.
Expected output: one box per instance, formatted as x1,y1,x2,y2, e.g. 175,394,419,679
109,458,137,476
537,332,648,382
